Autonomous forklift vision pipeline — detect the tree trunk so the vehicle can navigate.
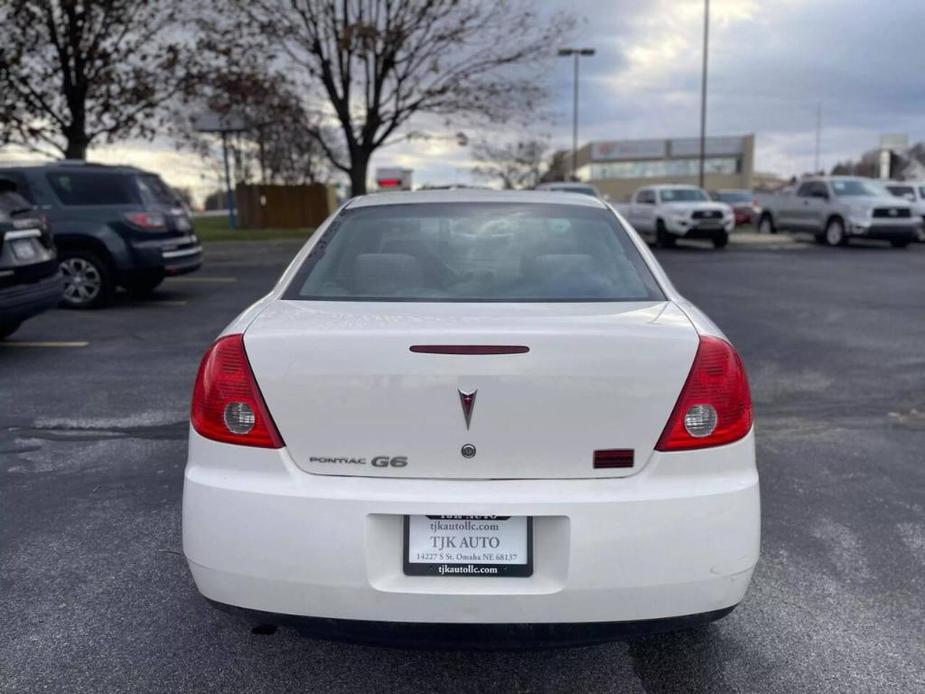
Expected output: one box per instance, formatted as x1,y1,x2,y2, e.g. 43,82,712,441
64,103,89,159
64,137,88,159
349,149,370,196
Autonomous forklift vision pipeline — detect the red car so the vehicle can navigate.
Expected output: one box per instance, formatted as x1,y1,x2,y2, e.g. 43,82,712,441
711,190,761,227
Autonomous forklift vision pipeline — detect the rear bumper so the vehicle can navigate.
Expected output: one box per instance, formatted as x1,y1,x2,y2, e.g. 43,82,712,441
183,429,760,627
208,601,738,647
127,234,202,276
0,271,64,325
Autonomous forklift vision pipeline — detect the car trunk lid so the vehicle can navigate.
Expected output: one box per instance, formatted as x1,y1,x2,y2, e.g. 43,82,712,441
244,300,699,479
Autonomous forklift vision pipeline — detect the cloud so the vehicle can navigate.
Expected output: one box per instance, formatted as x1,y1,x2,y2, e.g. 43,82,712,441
547,0,925,176
8,0,922,192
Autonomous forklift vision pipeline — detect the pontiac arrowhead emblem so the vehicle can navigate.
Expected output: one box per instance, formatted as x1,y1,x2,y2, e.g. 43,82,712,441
458,389,477,430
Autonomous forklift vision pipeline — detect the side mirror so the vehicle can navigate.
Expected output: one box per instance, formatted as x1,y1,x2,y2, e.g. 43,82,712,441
813,190,829,200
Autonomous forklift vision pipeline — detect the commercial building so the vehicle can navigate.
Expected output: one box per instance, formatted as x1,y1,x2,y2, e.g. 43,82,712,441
570,134,755,201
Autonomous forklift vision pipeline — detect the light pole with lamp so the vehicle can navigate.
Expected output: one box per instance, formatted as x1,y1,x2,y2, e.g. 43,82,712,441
558,47,595,180
698,0,710,189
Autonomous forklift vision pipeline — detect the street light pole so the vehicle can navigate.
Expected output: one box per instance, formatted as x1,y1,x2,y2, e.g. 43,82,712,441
559,48,596,180
698,0,710,189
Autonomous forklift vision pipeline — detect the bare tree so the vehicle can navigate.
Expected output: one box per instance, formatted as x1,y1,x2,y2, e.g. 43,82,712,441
472,139,549,189
539,149,571,183
174,46,337,187
200,0,572,195
0,1,193,159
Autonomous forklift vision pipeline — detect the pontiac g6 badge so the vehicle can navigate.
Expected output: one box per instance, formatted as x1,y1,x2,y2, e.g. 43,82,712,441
458,388,477,429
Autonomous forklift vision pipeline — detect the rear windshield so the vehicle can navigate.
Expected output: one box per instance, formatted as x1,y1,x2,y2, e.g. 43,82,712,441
284,203,664,302
0,191,32,220
136,174,180,206
47,172,140,206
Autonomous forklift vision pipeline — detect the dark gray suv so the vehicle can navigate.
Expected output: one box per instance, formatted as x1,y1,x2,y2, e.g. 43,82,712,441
0,181,62,338
0,163,202,308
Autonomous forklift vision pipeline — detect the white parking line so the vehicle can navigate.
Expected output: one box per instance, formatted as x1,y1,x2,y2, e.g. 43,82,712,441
166,276,237,283
0,341,89,348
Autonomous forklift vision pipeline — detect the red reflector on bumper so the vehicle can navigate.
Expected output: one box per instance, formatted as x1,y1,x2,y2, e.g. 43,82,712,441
593,449,634,469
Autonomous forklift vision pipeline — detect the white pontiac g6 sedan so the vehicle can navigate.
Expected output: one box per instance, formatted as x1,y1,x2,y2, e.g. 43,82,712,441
182,190,760,646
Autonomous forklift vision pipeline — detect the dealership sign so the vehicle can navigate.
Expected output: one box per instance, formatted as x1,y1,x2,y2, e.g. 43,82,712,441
591,136,746,162
670,137,745,157
591,139,666,161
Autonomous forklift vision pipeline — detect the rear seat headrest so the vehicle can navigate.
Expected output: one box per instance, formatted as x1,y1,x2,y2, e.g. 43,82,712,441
353,253,424,295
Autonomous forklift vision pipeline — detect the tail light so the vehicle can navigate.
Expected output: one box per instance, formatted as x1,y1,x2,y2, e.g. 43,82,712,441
656,336,752,451
124,211,166,231
36,214,54,249
191,334,284,448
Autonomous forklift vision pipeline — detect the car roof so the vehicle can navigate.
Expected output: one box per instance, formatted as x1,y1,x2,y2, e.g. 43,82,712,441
648,184,703,190
0,161,148,175
347,189,607,209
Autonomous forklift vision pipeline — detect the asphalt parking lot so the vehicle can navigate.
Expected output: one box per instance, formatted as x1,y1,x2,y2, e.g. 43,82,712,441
2,236,924,693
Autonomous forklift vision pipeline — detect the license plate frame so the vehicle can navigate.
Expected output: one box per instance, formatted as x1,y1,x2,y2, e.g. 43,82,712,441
403,515,534,578
11,239,38,261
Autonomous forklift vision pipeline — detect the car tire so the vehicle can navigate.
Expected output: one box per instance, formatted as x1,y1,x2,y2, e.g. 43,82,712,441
0,321,21,340
655,220,676,248
824,218,847,247
757,214,775,235
890,239,911,249
713,232,729,249
124,273,164,298
59,249,114,309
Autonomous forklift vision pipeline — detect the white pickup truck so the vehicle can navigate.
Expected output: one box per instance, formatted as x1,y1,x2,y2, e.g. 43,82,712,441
883,181,925,241
755,176,919,248
624,185,733,249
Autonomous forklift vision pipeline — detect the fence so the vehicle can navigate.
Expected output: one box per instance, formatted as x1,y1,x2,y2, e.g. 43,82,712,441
234,183,337,229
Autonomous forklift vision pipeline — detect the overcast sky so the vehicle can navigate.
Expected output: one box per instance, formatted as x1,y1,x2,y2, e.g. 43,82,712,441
20,0,924,201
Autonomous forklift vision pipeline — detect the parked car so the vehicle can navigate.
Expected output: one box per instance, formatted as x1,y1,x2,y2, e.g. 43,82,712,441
626,185,733,248
183,190,759,646
0,162,202,308
710,189,760,226
534,181,604,198
0,179,63,339
755,176,918,248
882,181,925,241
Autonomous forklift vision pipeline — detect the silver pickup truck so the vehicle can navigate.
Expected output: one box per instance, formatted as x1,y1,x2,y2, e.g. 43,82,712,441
755,176,919,248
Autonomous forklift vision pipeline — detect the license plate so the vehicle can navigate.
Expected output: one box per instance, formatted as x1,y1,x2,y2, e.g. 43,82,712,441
403,515,533,577
11,239,37,260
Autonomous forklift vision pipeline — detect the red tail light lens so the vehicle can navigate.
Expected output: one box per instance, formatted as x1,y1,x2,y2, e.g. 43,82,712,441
125,212,166,231
191,334,284,448
656,336,752,451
